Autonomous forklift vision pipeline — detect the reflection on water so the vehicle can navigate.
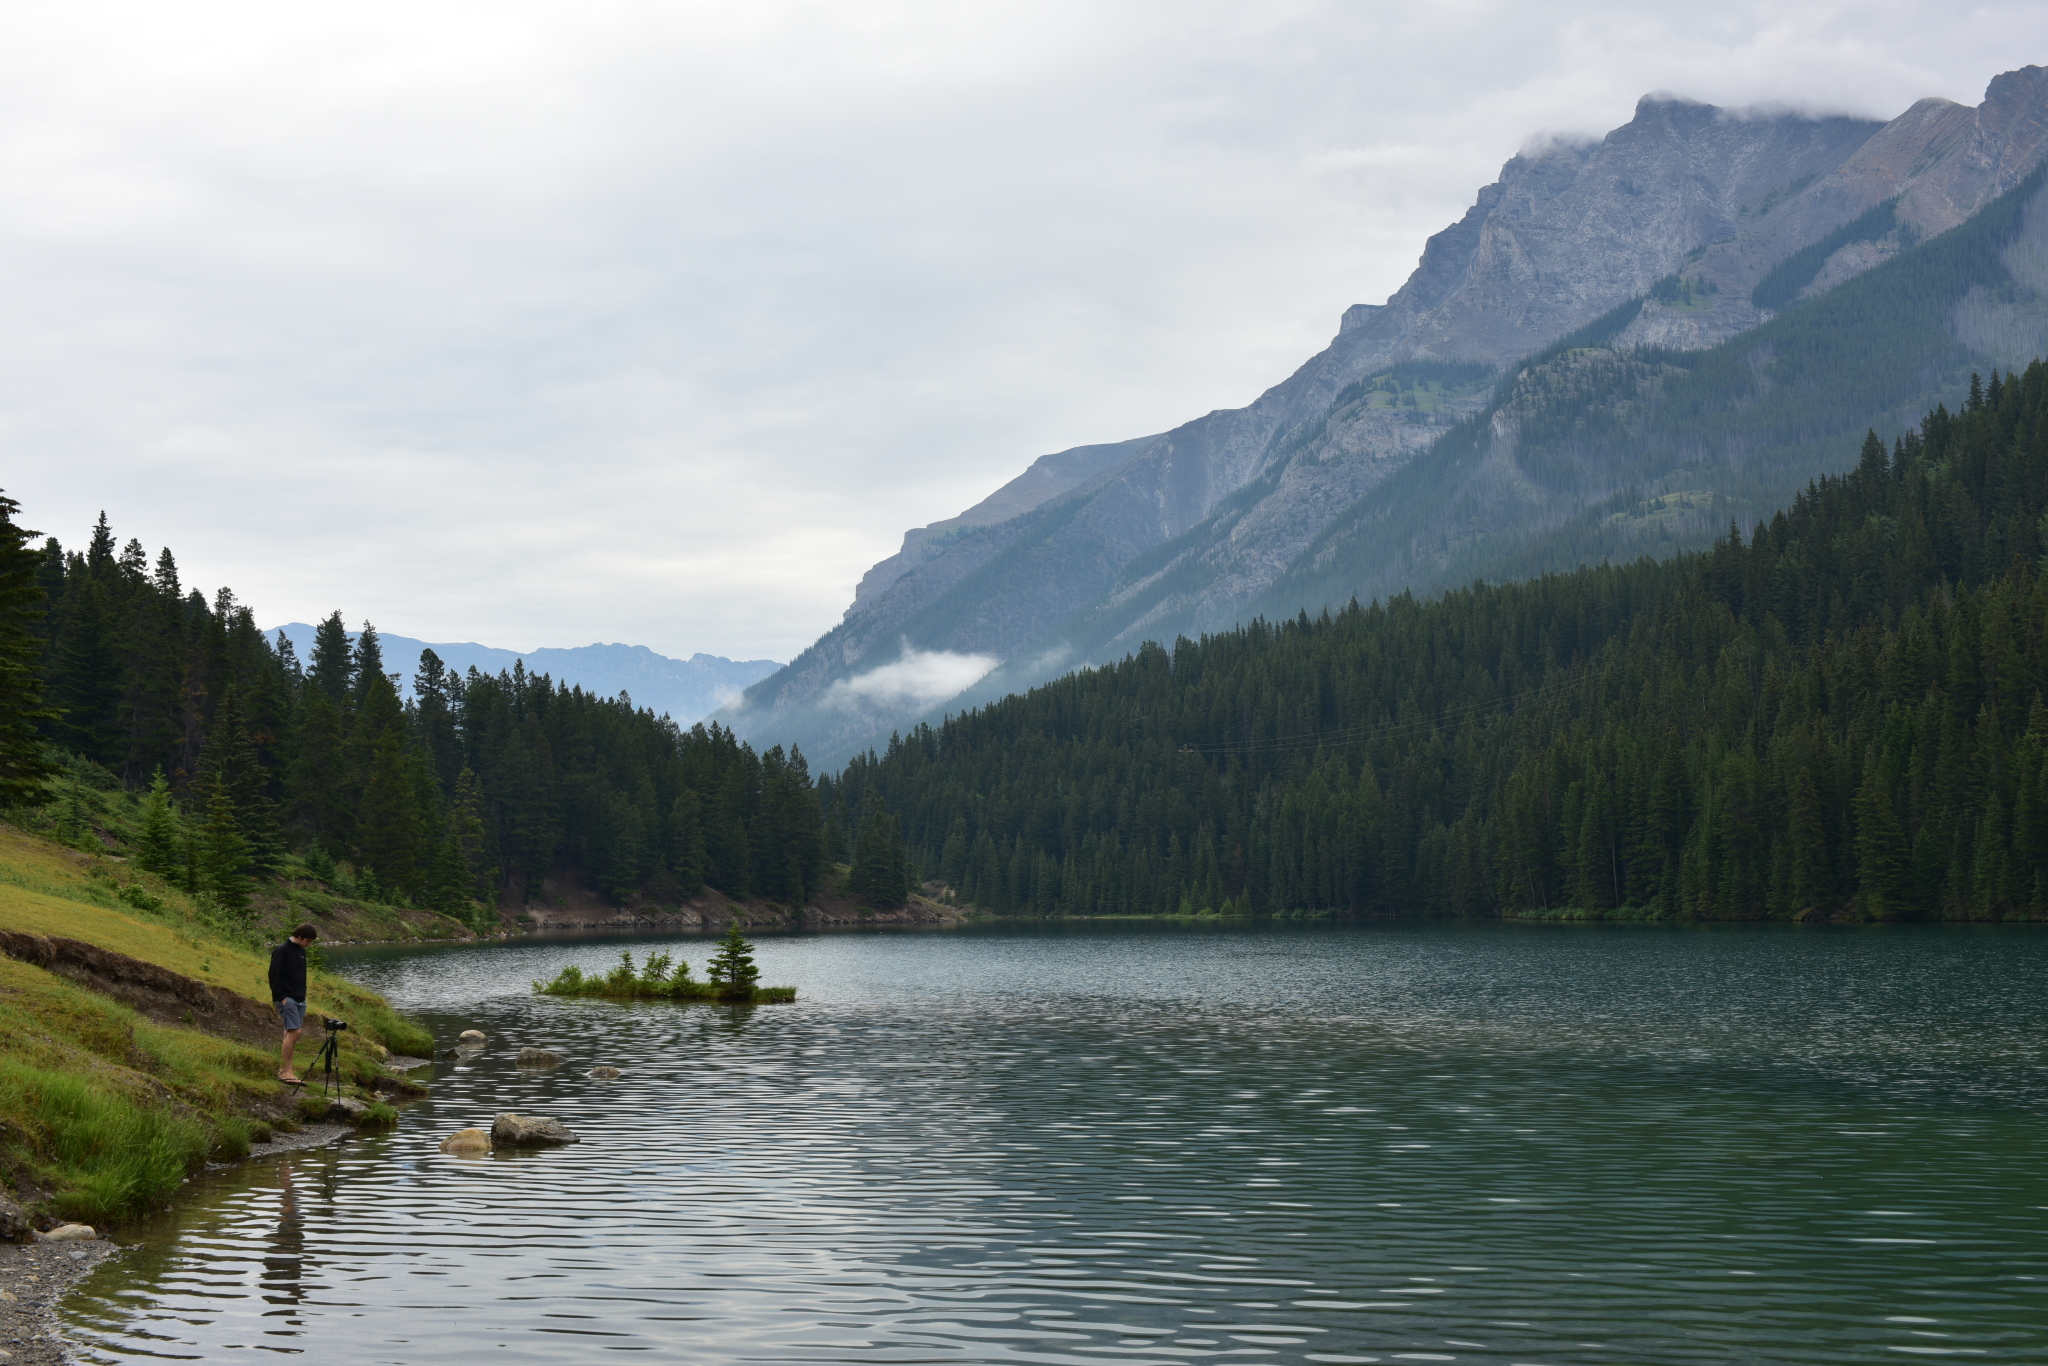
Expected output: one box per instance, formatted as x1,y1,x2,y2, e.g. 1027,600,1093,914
61,921,2048,1363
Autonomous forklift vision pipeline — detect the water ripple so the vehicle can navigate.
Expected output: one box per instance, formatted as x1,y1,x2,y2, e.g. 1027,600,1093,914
59,922,2048,1363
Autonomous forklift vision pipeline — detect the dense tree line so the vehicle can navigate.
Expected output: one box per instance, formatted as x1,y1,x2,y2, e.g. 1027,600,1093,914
2,516,829,918
831,361,2048,921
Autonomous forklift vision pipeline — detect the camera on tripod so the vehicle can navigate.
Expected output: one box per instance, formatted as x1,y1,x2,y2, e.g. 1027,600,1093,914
312,1019,348,1096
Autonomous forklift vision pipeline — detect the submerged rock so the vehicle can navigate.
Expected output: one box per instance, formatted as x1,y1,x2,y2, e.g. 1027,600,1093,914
42,1224,96,1242
515,1048,563,1068
491,1112,579,1146
438,1128,493,1155
457,1030,487,1044
586,1066,621,1079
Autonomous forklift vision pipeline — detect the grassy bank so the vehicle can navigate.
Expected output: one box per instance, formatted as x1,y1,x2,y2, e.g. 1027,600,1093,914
0,821,432,1227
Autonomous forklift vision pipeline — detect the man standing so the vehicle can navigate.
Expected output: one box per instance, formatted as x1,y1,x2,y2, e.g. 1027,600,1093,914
270,924,318,1085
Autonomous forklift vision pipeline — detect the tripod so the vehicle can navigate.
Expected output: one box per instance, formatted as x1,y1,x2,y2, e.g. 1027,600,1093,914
313,1022,344,1097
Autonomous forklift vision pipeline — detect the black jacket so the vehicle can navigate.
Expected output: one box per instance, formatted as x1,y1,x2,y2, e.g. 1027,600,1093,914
268,940,307,1003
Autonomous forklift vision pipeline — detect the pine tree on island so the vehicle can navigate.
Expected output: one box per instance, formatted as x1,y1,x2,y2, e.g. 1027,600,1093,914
706,921,759,999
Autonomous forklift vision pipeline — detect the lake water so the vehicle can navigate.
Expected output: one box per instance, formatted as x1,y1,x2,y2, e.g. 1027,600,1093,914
59,921,2048,1364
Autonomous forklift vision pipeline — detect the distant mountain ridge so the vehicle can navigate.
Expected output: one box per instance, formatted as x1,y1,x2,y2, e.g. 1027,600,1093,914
724,64,2048,769
266,624,778,726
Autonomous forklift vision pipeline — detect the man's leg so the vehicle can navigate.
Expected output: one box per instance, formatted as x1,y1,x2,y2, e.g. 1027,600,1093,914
280,1026,303,1081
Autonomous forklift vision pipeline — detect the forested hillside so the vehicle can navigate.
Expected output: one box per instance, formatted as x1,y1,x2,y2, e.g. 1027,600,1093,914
7,519,826,919
830,361,2048,921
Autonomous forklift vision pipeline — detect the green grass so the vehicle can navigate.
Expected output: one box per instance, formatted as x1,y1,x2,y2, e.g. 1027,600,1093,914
0,821,436,1226
0,1060,210,1222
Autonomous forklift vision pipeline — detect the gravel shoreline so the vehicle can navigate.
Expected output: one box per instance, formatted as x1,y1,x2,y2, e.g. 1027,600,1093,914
0,1240,121,1364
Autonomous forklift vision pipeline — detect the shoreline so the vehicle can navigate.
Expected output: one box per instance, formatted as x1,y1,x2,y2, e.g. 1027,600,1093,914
4,1121,354,1364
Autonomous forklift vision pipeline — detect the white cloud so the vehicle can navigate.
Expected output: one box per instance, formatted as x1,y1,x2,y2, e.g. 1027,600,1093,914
824,648,999,712
0,1,2040,658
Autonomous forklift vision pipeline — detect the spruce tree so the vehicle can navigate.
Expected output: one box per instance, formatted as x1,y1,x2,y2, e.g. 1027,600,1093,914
849,802,911,907
200,686,284,875
1786,768,1834,915
450,767,494,901
356,735,425,895
194,775,252,912
308,610,353,703
668,788,706,896
0,493,58,806
288,686,352,848
48,572,124,766
135,769,181,875
352,621,385,703
1854,760,1911,918
705,920,759,998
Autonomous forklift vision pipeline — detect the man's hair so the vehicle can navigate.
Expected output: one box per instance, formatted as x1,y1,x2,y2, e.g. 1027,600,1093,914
292,924,319,941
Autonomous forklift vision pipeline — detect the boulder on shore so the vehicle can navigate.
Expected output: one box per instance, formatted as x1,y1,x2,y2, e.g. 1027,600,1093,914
515,1048,563,1068
438,1128,493,1155
324,1095,369,1123
491,1112,579,1146
587,1066,621,1079
42,1224,96,1242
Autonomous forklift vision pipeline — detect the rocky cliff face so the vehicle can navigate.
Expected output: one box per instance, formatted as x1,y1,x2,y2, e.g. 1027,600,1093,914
726,67,2048,767
1339,99,1879,364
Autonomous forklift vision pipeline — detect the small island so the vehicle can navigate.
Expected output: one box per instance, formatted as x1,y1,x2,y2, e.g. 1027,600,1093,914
534,923,796,1004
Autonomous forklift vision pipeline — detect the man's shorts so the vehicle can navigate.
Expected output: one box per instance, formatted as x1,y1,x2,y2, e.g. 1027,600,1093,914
278,997,306,1031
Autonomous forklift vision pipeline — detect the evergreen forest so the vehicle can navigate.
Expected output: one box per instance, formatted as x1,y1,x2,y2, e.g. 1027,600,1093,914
828,360,2048,921
1,518,834,922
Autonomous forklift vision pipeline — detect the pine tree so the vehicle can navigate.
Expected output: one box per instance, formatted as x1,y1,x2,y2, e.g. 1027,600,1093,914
705,920,759,998
356,735,425,896
1786,768,1834,915
200,686,285,874
288,686,352,848
450,767,494,901
309,610,353,703
135,768,181,875
194,775,252,912
849,802,911,907
352,621,385,703
668,788,706,896
1856,760,1911,918
0,492,58,806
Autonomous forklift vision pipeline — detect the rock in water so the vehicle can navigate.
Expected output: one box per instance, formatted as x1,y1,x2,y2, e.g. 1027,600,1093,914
491,1112,580,1146
515,1048,563,1067
43,1224,96,1242
587,1066,621,1079
324,1096,369,1123
457,1030,487,1044
438,1128,493,1155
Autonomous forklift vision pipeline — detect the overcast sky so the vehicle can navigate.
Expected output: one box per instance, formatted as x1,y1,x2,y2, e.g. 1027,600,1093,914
3,1,2040,661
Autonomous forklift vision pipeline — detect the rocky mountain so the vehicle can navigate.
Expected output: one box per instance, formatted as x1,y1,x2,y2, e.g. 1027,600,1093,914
268,623,778,725
725,66,2048,768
